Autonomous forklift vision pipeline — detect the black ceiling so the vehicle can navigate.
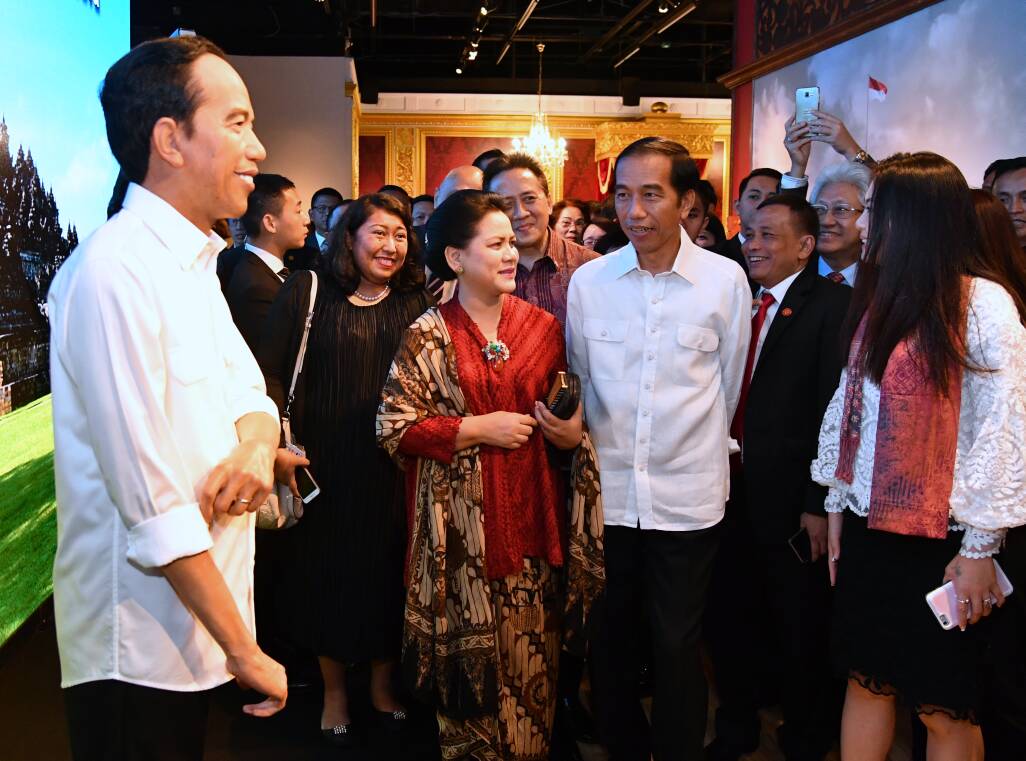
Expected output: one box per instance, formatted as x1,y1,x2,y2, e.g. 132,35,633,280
131,1,735,102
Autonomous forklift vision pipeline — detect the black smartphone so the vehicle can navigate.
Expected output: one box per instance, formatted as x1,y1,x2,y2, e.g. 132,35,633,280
295,467,320,504
788,526,812,564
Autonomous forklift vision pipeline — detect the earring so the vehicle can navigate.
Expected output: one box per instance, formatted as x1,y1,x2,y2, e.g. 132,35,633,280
456,265,464,274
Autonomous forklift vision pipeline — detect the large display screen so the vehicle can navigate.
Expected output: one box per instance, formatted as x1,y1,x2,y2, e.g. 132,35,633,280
751,0,1026,189
0,0,129,646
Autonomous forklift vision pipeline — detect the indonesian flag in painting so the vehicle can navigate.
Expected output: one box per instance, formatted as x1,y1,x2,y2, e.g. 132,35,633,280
868,76,888,101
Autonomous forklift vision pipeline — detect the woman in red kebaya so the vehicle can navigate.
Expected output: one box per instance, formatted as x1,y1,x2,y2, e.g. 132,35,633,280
377,190,604,760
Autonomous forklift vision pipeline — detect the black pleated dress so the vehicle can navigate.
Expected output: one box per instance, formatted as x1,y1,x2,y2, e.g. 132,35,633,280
258,271,431,663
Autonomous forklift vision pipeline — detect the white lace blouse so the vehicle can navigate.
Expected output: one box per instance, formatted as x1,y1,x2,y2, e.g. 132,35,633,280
811,278,1026,558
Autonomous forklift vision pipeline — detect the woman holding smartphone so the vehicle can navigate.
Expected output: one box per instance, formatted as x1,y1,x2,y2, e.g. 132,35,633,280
811,153,1026,760
259,193,432,748
377,190,604,760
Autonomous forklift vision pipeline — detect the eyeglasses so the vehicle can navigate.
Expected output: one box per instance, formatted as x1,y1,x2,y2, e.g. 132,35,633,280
811,203,864,220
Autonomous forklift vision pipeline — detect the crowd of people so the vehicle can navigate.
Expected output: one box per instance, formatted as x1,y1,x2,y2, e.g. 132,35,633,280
47,34,1026,761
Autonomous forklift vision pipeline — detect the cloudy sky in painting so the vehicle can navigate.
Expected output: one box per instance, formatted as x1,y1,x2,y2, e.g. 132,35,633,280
0,0,129,238
752,0,1026,188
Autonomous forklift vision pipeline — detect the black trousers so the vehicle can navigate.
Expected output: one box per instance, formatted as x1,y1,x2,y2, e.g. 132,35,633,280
64,680,210,761
705,476,841,760
590,522,721,761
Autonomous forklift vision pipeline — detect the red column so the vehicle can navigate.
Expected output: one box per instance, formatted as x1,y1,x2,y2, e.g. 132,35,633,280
728,0,757,235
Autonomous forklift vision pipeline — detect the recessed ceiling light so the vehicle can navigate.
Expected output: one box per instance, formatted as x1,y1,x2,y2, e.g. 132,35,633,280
456,67,463,74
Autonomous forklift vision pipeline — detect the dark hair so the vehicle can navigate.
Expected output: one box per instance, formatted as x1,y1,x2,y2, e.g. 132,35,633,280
612,137,699,202
473,148,506,170
107,170,130,219
738,167,783,198
483,152,550,197
377,184,412,209
100,36,226,185
704,214,726,245
552,199,591,228
970,189,1026,323
843,152,981,392
984,159,1010,183
992,156,1026,185
424,190,508,281
411,194,434,208
311,187,343,207
696,179,718,209
595,226,630,255
326,193,424,295
756,194,820,239
240,174,295,237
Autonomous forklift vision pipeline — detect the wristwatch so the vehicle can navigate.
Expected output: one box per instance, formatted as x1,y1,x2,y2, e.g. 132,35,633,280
852,149,871,165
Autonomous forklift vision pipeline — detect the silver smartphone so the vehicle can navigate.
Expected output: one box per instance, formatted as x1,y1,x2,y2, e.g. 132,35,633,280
295,467,320,504
795,86,820,125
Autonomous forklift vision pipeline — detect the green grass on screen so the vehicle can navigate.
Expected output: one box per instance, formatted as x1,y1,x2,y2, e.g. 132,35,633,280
0,395,57,647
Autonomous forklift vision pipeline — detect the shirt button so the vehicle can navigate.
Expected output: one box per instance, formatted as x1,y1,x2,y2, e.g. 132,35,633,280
638,464,647,472
647,352,655,360
642,410,650,417
601,329,608,337
640,437,647,444
650,327,657,334
644,383,652,390
651,297,658,304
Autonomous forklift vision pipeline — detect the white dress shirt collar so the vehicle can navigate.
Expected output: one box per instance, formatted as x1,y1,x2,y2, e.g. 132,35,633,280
757,267,803,306
244,241,286,275
122,183,225,271
315,231,327,249
607,227,706,285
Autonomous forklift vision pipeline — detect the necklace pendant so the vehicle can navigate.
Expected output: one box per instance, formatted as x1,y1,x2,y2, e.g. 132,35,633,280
482,339,511,368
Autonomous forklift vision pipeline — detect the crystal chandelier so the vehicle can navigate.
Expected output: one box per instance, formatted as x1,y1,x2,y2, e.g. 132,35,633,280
512,43,567,178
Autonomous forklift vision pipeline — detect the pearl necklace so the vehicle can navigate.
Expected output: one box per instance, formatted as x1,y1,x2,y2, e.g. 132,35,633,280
353,284,391,303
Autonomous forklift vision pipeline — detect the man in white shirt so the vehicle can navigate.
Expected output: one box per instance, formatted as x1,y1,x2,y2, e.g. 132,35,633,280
225,173,310,352
567,137,750,761
49,36,302,760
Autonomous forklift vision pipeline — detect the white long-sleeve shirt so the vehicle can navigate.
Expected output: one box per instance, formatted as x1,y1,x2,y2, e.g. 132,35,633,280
566,230,751,531
811,278,1026,556
48,183,279,690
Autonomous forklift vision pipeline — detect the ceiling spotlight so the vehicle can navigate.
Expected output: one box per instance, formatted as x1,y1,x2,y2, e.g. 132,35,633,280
661,40,671,48
468,50,478,60
470,39,479,48
658,2,670,12
480,5,489,14
456,67,463,74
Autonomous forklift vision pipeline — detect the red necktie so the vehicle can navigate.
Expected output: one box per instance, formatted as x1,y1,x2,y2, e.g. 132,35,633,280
827,271,846,284
731,291,776,444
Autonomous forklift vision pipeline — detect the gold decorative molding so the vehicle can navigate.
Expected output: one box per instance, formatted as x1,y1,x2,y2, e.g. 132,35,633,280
720,0,941,90
358,111,731,221
594,116,727,161
345,82,362,197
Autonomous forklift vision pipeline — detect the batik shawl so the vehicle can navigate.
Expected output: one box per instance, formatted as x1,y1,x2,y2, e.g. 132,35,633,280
377,306,604,719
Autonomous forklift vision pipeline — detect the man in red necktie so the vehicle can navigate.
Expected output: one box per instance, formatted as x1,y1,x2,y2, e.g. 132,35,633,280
705,195,851,761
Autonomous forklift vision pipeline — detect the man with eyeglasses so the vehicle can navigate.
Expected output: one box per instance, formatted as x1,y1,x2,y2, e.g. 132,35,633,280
780,110,872,287
291,186,345,269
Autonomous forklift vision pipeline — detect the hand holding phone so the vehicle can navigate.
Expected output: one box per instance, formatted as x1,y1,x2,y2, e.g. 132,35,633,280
926,560,1014,630
795,86,821,125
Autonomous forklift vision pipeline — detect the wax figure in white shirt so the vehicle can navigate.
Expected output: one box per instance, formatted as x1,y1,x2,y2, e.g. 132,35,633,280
567,137,750,761
48,36,306,761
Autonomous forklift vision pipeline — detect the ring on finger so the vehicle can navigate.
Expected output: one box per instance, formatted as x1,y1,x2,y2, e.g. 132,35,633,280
237,497,252,505
958,597,971,606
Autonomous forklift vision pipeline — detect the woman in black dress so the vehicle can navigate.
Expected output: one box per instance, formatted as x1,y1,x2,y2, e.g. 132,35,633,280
259,193,431,746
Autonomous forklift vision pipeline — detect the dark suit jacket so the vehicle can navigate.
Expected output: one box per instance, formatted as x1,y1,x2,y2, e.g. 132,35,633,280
741,264,851,544
225,251,285,354
216,245,247,294
283,231,321,271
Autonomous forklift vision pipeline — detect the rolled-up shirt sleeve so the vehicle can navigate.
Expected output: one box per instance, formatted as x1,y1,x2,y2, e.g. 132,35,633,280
60,257,212,568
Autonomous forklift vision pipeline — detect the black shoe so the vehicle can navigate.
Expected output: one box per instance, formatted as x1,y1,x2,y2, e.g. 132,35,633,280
376,708,409,734
321,723,357,748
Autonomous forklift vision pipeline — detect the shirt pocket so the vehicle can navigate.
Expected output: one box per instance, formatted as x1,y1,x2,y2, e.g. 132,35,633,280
673,324,720,387
166,345,210,387
583,318,629,381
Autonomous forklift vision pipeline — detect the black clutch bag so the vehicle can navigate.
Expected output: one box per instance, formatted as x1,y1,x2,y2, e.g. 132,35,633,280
545,371,581,420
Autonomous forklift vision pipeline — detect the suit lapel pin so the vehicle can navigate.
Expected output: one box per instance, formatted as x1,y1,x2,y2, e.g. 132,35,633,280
781,307,793,317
